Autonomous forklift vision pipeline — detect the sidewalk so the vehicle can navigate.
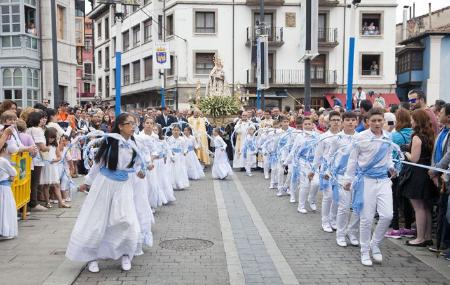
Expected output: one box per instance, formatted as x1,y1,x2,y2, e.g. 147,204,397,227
0,177,86,285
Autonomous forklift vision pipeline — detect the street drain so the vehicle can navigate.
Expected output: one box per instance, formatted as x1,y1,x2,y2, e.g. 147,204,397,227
159,238,214,251
51,250,66,255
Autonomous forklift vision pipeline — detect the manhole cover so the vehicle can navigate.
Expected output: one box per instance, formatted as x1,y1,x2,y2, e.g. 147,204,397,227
159,238,214,251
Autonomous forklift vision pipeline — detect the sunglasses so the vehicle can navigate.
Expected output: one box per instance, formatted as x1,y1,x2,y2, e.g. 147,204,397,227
408,98,417,103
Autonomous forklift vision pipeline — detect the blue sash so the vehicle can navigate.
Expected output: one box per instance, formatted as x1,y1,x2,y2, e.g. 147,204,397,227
319,157,330,191
352,142,390,214
330,153,350,202
100,167,134,182
187,146,195,152
172,148,182,154
0,179,12,186
243,140,256,159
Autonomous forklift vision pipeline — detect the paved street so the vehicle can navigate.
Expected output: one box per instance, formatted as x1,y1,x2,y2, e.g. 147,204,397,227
1,172,450,285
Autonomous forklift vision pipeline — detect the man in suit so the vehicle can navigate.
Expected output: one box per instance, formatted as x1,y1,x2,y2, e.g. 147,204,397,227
155,107,177,135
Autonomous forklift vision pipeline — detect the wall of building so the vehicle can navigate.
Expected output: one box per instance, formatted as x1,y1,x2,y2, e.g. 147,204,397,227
439,35,450,103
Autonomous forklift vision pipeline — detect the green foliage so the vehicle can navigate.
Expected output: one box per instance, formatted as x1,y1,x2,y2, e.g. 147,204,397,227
198,96,241,118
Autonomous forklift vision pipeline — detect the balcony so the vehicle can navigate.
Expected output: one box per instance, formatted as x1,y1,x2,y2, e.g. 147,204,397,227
246,0,284,6
246,27,284,47
79,92,95,98
319,0,339,6
318,28,338,48
246,69,337,86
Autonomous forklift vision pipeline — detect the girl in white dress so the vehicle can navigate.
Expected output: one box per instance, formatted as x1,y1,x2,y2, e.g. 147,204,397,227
39,127,70,209
0,142,18,239
59,135,74,203
183,127,205,180
153,124,176,203
212,128,233,180
66,113,145,273
167,125,190,190
136,118,167,209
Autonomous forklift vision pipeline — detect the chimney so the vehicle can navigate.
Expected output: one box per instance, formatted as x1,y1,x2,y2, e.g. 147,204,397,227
409,6,412,19
413,2,416,18
403,6,409,40
429,2,432,29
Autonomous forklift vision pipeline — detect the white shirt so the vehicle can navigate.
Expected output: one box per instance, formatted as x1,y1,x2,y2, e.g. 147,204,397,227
343,129,394,184
26,127,46,167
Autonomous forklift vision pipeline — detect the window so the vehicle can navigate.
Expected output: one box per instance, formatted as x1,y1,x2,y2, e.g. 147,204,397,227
84,39,92,51
166,14,174,36
361,13,381,36
195,11,215,33
112,68,116,89
133,60,140,83
112,37,116,56
195,52,214,74
84,82,90,93
123,30,129,51
168,55,175,76
397,51,423,73
123,64,130,86
27,69,32,86
26,89,38,107
98,77,102,94
318,13,327,41
84,63,92,77
1,5,20,33
158,15,163,40
25,6,37,35
104,17,109,39
98,50,102,68
4,90,22,107
76,46,82,64
105,75,110,97
361,54,381,76
144,19,152,42
105,46,110,69
1,36,21,48
3,69,12,86
132,24,140,47
75,18,83,45
26,69,39,107
144,56,153,80
33,70,38,87
97,21,102,39
13,68,22,86
57,5,66,40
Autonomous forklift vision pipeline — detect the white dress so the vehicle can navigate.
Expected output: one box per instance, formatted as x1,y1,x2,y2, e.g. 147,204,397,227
40,146,60,185
154,139,176,203
184,135,205,180
0,157,17,237
136,132,167,208
60,146,73,192
233,121,253,168
212,136,233,179
167,136,190,190
66,138,141,262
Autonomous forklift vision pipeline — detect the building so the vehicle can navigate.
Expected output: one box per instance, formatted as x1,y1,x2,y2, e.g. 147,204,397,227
396,5,450,103
0,0,78,108
89,0,397,111
76,14,96,104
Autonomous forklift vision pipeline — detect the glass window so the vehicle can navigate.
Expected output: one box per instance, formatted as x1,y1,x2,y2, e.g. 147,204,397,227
3,69,12,86
84,38,92,51
166,14,173,36
98,49,102,68
123,30,129,51
83,82,90,93
104,17,109,39
144,19,152,42
133,24,140,47
33,70,38,87
27,69,32,86
4,89,22,107
144,56,152,80
361,13,382,36
2,36,11,47
12,35,20,47
195,53,214,74
168,55,175,76
105,46,110,69
105,75,110,97
13,68,22,86
97,21,102,38
57,5,66,40
133,60,140,83
361,54,381,76
123,64,130,85
98,77,102,92
195,12,215,33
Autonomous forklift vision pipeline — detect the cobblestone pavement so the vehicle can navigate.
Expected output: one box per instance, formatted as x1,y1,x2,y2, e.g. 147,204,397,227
3,171,449,285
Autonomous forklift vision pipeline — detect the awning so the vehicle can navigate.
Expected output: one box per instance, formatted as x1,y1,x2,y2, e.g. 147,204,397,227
324,93,400,108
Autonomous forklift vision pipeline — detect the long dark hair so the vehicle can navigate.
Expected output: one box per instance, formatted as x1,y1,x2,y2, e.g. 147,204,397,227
44,127,58,147
94,113,137,170
411,109,435,154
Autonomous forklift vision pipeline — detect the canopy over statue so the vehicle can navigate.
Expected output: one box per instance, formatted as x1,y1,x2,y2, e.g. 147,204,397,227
205,55,231,97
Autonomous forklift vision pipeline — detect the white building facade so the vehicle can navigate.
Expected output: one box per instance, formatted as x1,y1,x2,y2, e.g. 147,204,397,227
89,0,397,110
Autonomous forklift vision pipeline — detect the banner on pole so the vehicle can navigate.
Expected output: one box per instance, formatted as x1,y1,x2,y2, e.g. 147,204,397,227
256,36,269,90
299,0,319,61
97,0,141,6
153,42,171,69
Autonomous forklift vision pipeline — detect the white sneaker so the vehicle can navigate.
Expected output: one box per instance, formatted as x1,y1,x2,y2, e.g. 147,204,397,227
289,196,296,203
297,208,308,214
264,175,270,180
336,238,347,247
371,246,383,263
246,172,253,177
309,203,317,211
347,234,359,246
331,223,337,231
322,225,333,233
65,197,72,202
121,255,131,271
88,261,99,273
276,190,283,197
269,184,275,189
361,253,372,266
31,204,48,212
51,199,58,204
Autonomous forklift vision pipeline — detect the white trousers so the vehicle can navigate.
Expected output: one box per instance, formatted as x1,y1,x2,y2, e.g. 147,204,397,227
277,163,292,190
359,177,393,254
321,185,338,227
263,155,270,178
335,177,360,240
270,161,279,187
298,163,319,209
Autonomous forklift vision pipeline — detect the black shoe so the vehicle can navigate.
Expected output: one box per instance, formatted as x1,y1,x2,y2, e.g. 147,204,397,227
425,240,434,246
405,240,427,247
240,168,246,172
